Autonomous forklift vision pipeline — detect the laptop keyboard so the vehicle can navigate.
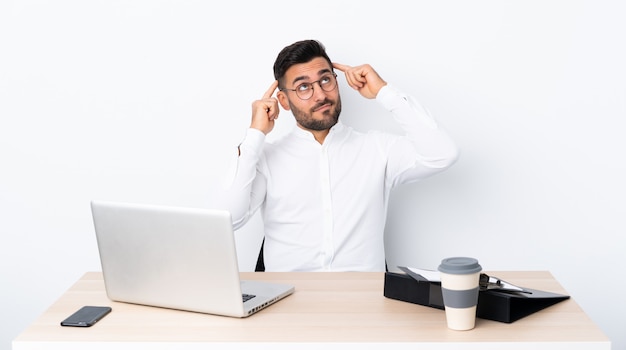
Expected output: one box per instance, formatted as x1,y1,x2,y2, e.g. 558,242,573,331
242,293,256,302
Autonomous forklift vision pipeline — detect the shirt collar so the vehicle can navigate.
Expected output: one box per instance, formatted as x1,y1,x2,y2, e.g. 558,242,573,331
292,121,345,142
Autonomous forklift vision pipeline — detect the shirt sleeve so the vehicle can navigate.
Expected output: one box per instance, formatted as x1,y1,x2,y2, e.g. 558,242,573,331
376,84,460,186
221,128,267,229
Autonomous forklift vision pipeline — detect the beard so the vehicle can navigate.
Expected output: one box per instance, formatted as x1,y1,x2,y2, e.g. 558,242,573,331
290,97,342,131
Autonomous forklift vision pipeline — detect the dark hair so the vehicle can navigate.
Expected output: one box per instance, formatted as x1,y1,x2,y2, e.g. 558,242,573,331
273,40,333,88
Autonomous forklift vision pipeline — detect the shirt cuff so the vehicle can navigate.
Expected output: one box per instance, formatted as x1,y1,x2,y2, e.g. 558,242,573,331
375,83,438,129
239,128,266,156
376,83,407,111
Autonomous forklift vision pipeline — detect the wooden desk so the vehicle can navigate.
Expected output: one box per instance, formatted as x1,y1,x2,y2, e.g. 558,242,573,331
13,271,610,349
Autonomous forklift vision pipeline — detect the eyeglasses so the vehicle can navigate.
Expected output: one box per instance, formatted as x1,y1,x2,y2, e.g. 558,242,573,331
280,73,338,100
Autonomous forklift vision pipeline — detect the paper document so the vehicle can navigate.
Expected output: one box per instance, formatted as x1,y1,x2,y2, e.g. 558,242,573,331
398,266,441,282
397,266,531,294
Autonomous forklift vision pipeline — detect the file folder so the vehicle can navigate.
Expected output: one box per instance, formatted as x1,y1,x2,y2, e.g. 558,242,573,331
383,272,570,323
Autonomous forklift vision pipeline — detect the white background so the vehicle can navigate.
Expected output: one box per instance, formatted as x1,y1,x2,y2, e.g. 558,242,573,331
1,0,624,349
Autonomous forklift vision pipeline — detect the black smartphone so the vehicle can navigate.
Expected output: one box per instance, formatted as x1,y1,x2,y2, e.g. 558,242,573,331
60,306,112,327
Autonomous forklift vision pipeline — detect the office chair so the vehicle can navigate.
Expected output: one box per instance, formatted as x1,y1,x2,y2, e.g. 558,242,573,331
255,239,266,272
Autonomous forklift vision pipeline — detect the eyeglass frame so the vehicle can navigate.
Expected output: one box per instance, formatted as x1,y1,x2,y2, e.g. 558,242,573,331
279,73,338,100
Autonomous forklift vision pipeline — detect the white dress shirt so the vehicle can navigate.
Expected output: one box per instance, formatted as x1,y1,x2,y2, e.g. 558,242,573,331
224,84,459,272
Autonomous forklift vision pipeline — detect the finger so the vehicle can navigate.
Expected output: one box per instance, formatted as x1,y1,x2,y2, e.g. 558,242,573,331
344,69,364,89
353,68,367,85
332,62,350,72
262,80,279,99
267,101,278,119
334,63,357,89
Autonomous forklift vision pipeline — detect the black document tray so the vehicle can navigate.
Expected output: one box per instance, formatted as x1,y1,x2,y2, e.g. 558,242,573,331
383,272,570,323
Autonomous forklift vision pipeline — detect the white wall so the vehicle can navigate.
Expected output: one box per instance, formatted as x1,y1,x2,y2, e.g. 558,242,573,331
1,0,624,348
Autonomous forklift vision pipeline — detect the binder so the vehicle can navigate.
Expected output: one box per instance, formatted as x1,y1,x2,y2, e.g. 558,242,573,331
383,271,570,323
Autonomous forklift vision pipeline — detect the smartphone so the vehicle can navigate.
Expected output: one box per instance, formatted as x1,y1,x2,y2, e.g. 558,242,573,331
60,306,112,327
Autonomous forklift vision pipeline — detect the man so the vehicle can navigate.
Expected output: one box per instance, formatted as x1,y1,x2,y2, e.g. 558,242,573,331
224,39,458,272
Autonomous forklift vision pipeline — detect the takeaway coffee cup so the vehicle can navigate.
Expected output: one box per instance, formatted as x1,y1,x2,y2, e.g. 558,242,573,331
438,257,482,331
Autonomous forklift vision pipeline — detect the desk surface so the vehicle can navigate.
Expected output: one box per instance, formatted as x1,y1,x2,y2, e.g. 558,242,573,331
13,271,610,349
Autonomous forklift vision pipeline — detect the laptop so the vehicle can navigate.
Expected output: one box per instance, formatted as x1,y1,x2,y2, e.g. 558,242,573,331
90,200,294,318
